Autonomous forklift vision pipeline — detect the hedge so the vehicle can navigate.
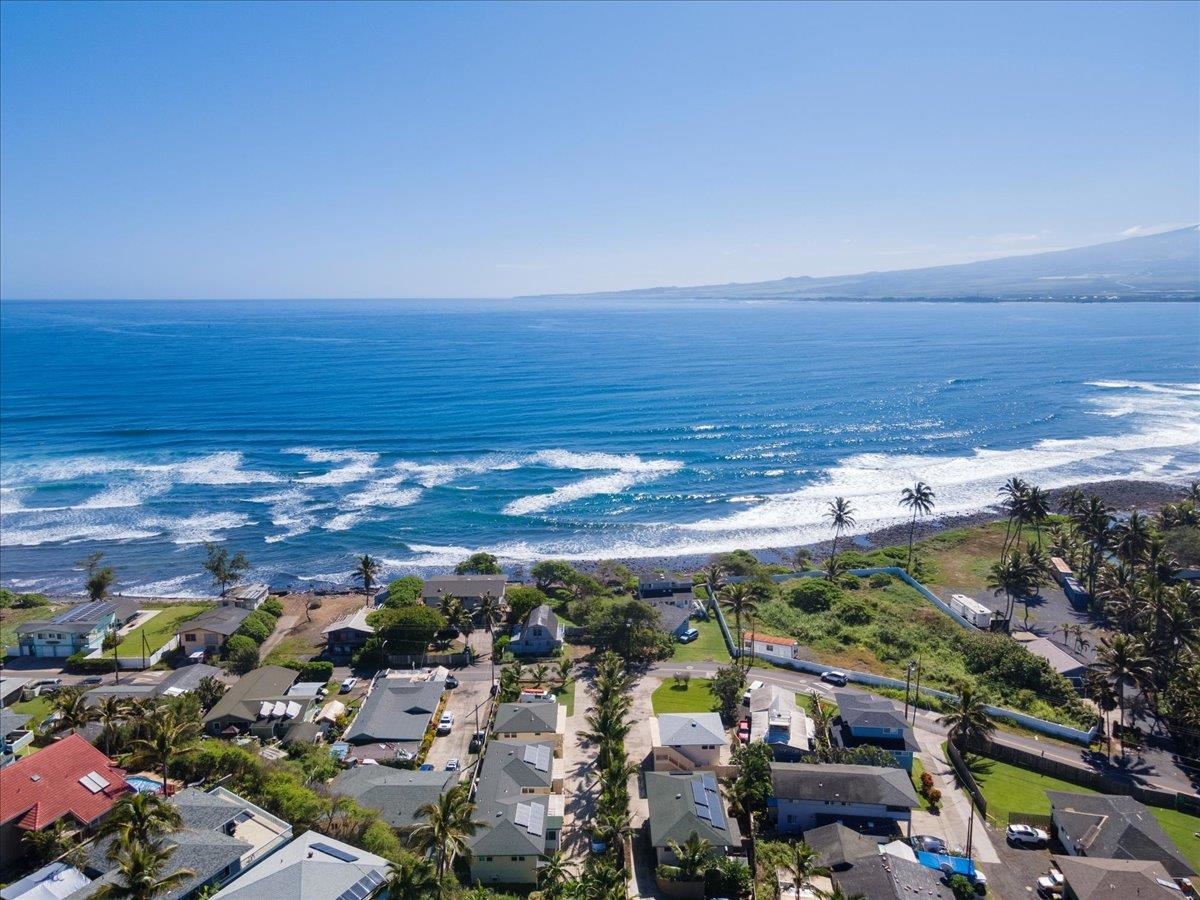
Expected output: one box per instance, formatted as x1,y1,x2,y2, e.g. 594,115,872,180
286,660,334,682
65,653,119,674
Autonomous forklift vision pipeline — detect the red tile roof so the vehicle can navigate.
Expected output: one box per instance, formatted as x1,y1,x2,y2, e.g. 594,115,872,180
0,733,132,831
743,631,797,646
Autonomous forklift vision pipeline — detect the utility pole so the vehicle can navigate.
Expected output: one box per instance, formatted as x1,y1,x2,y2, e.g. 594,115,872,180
965,788,976,859
911,658,922,725
903,660,915,721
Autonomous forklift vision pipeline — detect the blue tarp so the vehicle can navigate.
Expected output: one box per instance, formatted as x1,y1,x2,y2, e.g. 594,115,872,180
916,850,976,879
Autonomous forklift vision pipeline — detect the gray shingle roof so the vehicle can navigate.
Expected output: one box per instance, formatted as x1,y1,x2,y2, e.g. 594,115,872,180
644,771,741,850
329,767,457,829
183,607,251,637
524,604,559,631
203,666,298,727
344,680,443,744
657,713,727,748
802,822,880,869
833,853,951,899
423,575,506,598
770,763,920,808
834,692,910,732
1052,855,1181,897
469,740,558,857
494,701,560,734
0,709,32,734
1048,792,1194,877
212,830,388,900
651,601,692,635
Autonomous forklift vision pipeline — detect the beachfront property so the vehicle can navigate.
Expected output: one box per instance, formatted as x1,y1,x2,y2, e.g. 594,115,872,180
0,734,133,865
1049,557,1092,605
832,691,918,772
13,601,128,658
328,767,457,833
202,665,307,738
178,607,251,660
645,771,742,869
637,577,695,599
84,663,223,706
219,583,269,611
1051,855,1184,899
342,673,445,761
769,762,919,834
1047,792,1195,878
492,701,566,755
649,596,696,639
1014,634,1089,688
742,631,801,661
508,604,564,656
650,712,729,771
211,829,390,900
468,740,565,886
421,575,506,611
746,683,816,760
322,607,375,659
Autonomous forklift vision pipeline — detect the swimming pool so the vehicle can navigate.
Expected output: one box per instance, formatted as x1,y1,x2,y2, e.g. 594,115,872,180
126,775,163,794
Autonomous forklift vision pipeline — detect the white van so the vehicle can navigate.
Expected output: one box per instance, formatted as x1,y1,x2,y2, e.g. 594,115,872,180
741,680,764,706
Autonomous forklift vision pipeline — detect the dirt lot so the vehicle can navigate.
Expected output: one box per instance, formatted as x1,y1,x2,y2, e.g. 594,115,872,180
271,591,372,659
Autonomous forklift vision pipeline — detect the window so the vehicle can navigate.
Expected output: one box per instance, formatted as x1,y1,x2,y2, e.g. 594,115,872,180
766,644,775,652
185,634,197,642
515,856,525,862
545,830,557,841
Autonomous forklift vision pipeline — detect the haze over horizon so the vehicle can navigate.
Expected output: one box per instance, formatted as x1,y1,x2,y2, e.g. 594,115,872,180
2,1,1198,299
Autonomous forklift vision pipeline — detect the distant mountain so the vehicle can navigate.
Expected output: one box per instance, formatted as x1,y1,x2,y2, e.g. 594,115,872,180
531,225,1199,301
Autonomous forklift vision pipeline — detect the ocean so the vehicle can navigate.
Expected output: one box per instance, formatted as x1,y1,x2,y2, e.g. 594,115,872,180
1,298,1197,596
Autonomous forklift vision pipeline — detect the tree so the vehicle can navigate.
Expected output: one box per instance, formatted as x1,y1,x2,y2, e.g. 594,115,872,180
127,706,200,797
352,554,382,602
408,784,484,891
367,604,446,657
202,544,249,594
784,842,829,897
88,567,117,601
532,560,575,592
382,576,424,608
808,691,832,748
583,597,675,666
998,477,1030,560
505,585,549,625
225,635,260,674
1095,634,1153,742
52,687,96,734
537,850,573,898
385,853,439,900
194,676,225,711
718,582,758,671
98,794,183,856
709,665,747,721
667,832,714,881
899,481,936,573
95,695,130,756
93,840,193,900
938,684,994,749
1072,496,1113,599
455,552,502,575
817,886,866,900
476,590,502,633
824,497,856,579
22,820,76,866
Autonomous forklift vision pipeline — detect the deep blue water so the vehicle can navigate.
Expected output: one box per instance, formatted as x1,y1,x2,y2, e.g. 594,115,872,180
1,299,1197,595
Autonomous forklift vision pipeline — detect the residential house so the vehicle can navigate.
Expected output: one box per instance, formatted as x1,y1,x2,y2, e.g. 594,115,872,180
801,823,881,871
770,762,919,834
650,598,695,639
178,608,250,660
1017,636,1089,688
211,830,389,900
219,584,269,611
342,676,444,760
0,734,133,864
422,575,506,612
832,692,919,772
508,605,564,656
0,677,30,706
1052,855,1184,899
15,602,121,659
84,663,223,707
492,701,566,755
74,787,291,899
202,666,303,737
645,771,742,868
322,608,374,660
0,862,92,900
638,578,696,599
650,713,728,771
0,710,34,762
742,631,800,661
1047,792,1195,878
832,852,951,900
328,767,457,832
468,740,565,886
747,683,816,761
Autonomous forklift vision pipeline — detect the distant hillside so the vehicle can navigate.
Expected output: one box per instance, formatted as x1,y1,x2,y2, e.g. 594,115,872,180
531,225,1199,301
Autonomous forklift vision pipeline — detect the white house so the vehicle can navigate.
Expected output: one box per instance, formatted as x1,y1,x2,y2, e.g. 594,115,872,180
650,713,729,771
742,631,800,662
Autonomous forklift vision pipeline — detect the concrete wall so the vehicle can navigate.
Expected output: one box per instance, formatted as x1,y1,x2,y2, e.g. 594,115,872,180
470,853,540,885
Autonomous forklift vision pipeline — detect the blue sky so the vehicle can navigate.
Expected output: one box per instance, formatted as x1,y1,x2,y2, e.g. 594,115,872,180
1,1,1197,299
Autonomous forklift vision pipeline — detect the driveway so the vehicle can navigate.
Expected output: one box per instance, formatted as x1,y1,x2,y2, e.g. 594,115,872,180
626,674,667,900
424,675,492,779
561,675,599,863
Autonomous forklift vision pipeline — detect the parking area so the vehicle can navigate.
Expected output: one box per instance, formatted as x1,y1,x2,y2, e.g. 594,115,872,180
978,827,1055,897
423,657,494,777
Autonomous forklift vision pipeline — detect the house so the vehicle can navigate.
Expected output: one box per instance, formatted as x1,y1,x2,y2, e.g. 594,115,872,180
322,608,374,659
1052,855,1184,899
638,578,695,599
650,713,728,771
211,830,389,900
0,677,30,706
742,631,800,660
832,852,951,900
1017,636,1089,687
832,692,919,772
645,771,742,868
747,684,816,760
508,605,564,656
1047,792,1195,878
219,584,269,611
0,734,133,864
770,762,919,834
650,599,695,638
202,666,301,737
76,787,291,899
801,823,881,871
492,702,566,755
178,608,250,659
0,861,92,900
15,602,121,659
342,677,444,758
422,575,506,611
84,664,223,707
328,767,457,832
0,710,35,762
468,740,565,885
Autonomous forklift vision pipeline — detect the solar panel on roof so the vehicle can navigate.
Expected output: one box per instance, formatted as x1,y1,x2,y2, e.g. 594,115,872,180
527,803,545,836
55,601,117,624
701,772,719,792
336,871,385,900
690,780,709,807
708,801,727,830
523,745,537,765
535,745,551,772
311,841,359,863
514,803,531,827
696,806,712,821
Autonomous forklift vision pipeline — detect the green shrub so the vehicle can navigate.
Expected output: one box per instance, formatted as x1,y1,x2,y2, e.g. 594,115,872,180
869,572,894,588
65,653,118,674
382,576,423,608
234,610,275,643
839,574,863,590
292,660,334,682
12,592,51,609
833,597,872,626
226,635,260,674
260,597,284,617
781,578,844,613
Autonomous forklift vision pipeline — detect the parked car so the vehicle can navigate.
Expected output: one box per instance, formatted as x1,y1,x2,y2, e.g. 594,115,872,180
469,730,486,753
418,763,435,772
490,679,499,696
339,677,359,694
677,628,700,644
445,674,459,689
437,712,455,734
445,758,460,771
29,678,63,697
79,676,104,687
911,834,948,854
1007,823,1049,847
1035,870,1064,897
820,670,848,686
736,719,751,744
741,680,765,706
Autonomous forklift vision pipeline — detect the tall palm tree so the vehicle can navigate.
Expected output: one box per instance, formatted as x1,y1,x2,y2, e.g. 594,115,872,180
98,794,183,857
898,481,936,573
51,687,96,735
667,832,714,881
531,663,550,687
1094,634,1153,744
1112,511,1152,577
998,477,1029,559
95,695,130,757
1073,496,1113,599
987,551,1034,625
1057,487,1087,517
700,562,726,606
588,810,634,857
93,840,193,900
476,590,502,634
385,853,439,900
127,707,199,798
1025,485,1051,549
536,850,573,897
784,841,830,898
824,497,856,579
718,582,759,671
938,684,994,749
409,784,483,890
352,554,382,605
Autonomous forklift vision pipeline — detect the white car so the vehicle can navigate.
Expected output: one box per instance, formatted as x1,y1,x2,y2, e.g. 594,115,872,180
339,677,359,694
1006,823,1049,847
445,758,460,771
437,712,455,734
820,670,848,686
1036,870,1064,896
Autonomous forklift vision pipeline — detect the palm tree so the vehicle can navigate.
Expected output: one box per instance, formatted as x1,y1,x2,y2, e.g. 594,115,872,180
1112,511,1152,576
95,695,130,757
1057,487,1087,517
808,691,831,749
718,582,758,672
898,481,936,573
998,477,1029,559
700,562,726,605
824,497,856,579
987,551,1034,625
537,850,573,897
938,684,994,749
352,554,382,605
1025,485,1051,549
555,654,573,687
783,841,830,897
51,687,96,735
98,794,183,857
93,840,193,900
476,590,502,634
667,832,714,881
408,784,483,890
1073,496,1113,599
127,707,199,797
531,663,550,687
1095,634,1153,746
385,853,439,900
589,810,634,857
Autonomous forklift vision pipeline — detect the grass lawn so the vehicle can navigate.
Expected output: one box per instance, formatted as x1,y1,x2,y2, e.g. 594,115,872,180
553,680,576,716
671,616,731,663
10,694,54,730
117,603,211,657
651,678,716,715
1,604,66,651
264,636,317,667
918,521,1010,593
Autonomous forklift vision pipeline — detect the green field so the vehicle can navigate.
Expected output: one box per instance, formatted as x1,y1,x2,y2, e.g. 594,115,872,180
671,616,732,663
553,680,576,716
9,694,54,731
1,604,66,651
969,753,1200,869
651,678,716,714
117,603,212,657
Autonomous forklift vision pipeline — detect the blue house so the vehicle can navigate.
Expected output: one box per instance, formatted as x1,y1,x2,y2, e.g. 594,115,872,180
832,692,918,772
509,605,564,656
15,601,122,659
